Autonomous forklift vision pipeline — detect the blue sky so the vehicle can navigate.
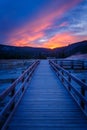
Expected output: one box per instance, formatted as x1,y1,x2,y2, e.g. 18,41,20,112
0,0,87,48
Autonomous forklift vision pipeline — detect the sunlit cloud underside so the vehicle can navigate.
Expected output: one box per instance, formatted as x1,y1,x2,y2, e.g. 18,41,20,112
0,0,87,48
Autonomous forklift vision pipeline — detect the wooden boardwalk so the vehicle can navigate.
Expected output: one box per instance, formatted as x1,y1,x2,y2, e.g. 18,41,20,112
8,60,87,130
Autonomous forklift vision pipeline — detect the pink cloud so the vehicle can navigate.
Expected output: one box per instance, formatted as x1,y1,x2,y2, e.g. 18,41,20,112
42,32,87,49
8,0,83,48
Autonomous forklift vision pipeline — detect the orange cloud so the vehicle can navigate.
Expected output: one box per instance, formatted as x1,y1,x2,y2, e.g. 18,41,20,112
10,32,44,46
42,32,87,49
8,0,83,48
41,33,80,49
10,31,87,49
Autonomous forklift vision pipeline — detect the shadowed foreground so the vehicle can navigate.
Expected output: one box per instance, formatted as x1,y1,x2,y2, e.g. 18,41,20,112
8,60,87,130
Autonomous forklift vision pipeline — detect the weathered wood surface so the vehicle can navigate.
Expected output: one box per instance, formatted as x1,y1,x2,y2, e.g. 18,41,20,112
49,60,87,116
8,60,87,130
54,59,87,70
0,60,39,129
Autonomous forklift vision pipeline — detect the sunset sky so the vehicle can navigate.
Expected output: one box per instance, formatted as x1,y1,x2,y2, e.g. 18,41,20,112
0,0,87,48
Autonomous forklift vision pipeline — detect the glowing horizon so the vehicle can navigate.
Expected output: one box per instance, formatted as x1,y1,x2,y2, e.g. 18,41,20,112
0,0,87,49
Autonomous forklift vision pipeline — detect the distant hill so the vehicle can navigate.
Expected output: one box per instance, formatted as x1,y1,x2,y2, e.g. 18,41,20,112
65,54,87,60
0,40,87,59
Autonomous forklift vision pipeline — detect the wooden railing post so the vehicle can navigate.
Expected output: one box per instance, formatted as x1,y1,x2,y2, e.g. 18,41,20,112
81,79,86,96
68,73,71,91
27,71,29,76
10,81,16,111
80,79,86,110
61,71,64,83
81,87,85,96
80,99,85,110
22,77,24,83
10,101,15,111
81,61,84,70
71,61,73,69
22,85,24,92
11,88,15,97
10,79,15,97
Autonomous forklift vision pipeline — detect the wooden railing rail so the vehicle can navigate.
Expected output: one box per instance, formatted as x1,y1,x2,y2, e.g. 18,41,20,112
49,60,87,116
53,59,87,70
0,60,40,130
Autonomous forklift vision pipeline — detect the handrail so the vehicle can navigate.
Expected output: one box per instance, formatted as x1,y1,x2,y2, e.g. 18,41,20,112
0,60,40,129
53,59,87,70
51,61,87,90
49,60,87,116
0,61,38,100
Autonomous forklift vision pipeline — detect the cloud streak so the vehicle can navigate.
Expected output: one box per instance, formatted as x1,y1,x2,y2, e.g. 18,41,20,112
0,0,86,48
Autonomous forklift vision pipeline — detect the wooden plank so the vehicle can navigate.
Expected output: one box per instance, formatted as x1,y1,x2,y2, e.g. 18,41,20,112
0,60,39,129
49,60,87,115
7,60,87,130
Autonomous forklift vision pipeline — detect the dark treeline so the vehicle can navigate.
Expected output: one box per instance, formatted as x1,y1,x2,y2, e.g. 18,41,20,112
0,40,87,59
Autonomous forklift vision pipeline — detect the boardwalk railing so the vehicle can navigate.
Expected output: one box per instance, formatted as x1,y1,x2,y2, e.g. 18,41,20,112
54,59,87,70
0,60,40,130
49,60,87,116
